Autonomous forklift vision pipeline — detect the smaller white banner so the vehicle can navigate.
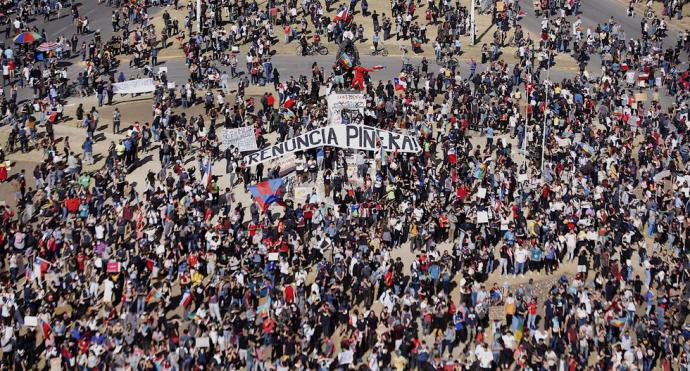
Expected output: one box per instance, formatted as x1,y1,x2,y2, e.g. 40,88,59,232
112,78,156,94
220,126,258,152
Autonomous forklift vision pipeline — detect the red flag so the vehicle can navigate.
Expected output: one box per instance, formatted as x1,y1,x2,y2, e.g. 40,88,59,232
283,97,295,109
146,258,156,271
372,65,385,70
40,319,53,339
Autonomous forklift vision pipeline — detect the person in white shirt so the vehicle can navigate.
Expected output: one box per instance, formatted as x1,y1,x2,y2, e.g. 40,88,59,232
475,342,494,369
514,246,529,276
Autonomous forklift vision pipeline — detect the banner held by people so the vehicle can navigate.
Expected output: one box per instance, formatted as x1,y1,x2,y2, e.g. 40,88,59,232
112,78,157,94
244,125,421,166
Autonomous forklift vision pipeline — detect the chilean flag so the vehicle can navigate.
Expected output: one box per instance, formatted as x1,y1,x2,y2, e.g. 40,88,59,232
181,291,193,308
448,147,457,164
394,77,407,91
333,8,349,22
40,319,53,339
200,159,213,190
33,257,50,279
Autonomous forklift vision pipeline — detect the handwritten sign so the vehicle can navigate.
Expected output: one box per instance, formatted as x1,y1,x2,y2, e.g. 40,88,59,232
220,126,258,152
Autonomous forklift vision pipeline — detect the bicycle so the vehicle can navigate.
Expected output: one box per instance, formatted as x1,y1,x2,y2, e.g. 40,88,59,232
370,45,389,56
296,44,329,56
438,54,459,69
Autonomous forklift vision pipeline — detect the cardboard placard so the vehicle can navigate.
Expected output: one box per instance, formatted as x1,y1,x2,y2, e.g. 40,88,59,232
107,262,120,273
489,306,505,321
476,188,487,199
268,252,280,261
196,337,210,348
24,316,38,327
477,211,489,224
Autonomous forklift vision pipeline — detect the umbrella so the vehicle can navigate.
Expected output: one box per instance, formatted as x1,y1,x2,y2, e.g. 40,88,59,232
13,31,43,44
37,41,59,52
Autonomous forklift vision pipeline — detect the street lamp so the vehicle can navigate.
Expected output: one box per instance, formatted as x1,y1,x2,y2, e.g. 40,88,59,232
470,0,477,45
197,0,202,33
540,51,551,175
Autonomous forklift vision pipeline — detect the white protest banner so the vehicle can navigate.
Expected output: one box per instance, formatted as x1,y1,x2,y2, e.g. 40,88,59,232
112,78,156,94
245,125,421,166
24,316,38,327
477,211,489,224
328,92,366,125
220,126,258,152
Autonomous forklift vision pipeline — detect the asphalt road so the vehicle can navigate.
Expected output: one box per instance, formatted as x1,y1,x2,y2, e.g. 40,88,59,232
10,0,686,102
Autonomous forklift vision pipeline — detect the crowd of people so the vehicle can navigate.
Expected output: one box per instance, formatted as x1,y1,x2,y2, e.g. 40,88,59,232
0,0,689,369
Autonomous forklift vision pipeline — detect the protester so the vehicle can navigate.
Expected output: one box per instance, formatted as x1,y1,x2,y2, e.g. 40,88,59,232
0,0,689,370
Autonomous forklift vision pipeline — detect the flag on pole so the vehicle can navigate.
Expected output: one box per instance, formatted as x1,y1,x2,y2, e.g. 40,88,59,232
200,159,213,190
248,179,284,211
146,258,157,272
333,8,349,22
40,319,53,339
33,257,50,279
448,147,457,164
283,97,295,109
394,77,407,91
257,302,271,318
517,10,526,18
145,288,163,303
181,290,193,308
514,317,525,343
338,52,353,69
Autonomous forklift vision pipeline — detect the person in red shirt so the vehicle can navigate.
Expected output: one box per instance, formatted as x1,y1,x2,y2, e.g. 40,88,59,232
284,284,294,304
527,298,538,329
351,65,374,91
